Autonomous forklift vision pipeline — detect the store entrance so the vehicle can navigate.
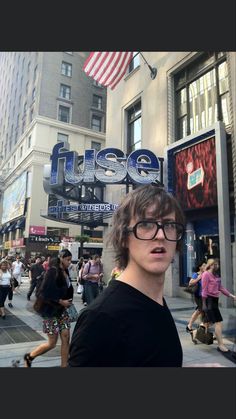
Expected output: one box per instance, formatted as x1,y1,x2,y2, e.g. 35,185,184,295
180,217,219,285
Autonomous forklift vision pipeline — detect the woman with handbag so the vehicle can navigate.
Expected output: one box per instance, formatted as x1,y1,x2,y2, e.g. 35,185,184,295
186,260,206,333
201,258,236,354
0,260,13,319
24,249,74,367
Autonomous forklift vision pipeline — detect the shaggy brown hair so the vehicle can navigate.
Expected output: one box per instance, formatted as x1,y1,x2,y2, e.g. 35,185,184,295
106,185,185,269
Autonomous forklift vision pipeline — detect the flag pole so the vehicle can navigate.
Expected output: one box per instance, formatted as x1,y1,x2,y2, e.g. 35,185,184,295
139,52,157,80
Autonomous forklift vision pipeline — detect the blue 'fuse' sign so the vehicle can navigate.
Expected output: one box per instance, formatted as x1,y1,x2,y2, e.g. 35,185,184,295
49,142,163,186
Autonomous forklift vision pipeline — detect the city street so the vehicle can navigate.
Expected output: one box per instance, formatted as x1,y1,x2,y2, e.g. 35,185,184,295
0,277,235,368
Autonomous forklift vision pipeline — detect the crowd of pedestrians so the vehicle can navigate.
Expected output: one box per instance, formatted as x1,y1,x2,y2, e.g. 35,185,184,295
1,183,235,368
186,257,236,360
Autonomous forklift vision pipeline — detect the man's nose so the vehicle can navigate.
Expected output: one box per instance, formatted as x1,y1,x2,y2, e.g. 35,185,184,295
154,226,165,239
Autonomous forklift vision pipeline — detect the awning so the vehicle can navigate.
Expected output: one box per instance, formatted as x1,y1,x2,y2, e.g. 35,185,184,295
8,221,17,232
15,218,26,230
1,224,10,234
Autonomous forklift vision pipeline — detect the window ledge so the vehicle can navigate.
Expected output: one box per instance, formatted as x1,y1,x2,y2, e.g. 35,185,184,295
90,106,104,113
57,97,73,105
124,65,140,82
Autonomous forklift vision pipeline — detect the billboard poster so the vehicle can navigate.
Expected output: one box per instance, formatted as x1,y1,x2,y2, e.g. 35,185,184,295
174,137,217,210
2,171,27,224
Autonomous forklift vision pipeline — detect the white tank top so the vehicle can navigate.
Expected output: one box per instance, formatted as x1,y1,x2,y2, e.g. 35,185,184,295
0,270,12,286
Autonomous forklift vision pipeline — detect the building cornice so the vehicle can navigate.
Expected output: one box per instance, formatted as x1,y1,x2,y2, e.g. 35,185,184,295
35,115,106,140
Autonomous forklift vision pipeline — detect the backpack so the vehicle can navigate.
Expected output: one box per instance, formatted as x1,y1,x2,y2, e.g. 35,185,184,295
79,262,91,285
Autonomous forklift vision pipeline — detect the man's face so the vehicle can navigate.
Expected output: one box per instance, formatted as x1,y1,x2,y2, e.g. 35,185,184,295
127,208,177,278
36,257,41,264
94,257,101,264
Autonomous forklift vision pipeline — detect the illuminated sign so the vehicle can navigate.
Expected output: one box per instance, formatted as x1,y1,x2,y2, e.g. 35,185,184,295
48,200,119,215
28,235,61,243
29,225,46,235
48,142,163,187
42,143,164,227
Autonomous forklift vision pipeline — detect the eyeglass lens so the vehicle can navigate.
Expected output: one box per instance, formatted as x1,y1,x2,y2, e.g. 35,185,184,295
135,221,183,241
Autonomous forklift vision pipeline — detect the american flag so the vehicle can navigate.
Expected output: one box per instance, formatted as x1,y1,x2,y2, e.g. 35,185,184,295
83,52,134,90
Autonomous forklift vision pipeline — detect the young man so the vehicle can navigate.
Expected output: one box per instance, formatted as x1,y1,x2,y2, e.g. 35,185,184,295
27,256,45,301
68,185,185,367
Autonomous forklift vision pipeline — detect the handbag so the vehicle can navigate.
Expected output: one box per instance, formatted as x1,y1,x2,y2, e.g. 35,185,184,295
184,283,198,294
66,303,79,323
195,325,213,345
13,277,19,288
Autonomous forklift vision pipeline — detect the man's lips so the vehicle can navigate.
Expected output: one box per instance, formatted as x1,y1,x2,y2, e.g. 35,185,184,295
150,246,166,254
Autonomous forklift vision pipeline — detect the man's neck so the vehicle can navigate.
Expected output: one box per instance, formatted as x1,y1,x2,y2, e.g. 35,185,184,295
117,264,165,305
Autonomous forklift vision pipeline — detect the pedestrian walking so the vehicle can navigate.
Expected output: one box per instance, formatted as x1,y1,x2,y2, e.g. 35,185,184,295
81,254,103,305
200,258,236,357
186,260,207,333
27,256,45,301
24,249,74,368
76,257,85,294
68,185,186,367
107,261,123,285
5,257,14,308
12,255,24,294
0,260,13,319
42,254,51,272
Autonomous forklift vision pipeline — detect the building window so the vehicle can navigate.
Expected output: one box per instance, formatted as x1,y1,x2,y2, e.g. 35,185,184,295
59,84,71,100
47,227,69,237
174,52,230,140
27,61,31,73
22,120,25,134
32,88,36,100
61,61,72,77
57,132,69,143
58,105,70,123
127,100,142,153
91,141,101,151
19,145,23,158
28,135,31,148
13,154,16,165
93,80,103,88
33,65,38,81
23,102,27,114
14,130,18,144
30,109,34,122
92,94,102,109
128,52,140,73
91,115,102,132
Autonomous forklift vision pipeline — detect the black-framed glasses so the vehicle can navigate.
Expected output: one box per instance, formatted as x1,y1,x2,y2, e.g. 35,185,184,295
126,220,185,241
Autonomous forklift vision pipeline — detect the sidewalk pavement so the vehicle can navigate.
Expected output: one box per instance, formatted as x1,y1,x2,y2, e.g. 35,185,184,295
0,278,235,368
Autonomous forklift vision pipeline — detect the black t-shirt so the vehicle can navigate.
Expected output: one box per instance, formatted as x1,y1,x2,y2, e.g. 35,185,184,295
68,280,183,367
30,263,45,279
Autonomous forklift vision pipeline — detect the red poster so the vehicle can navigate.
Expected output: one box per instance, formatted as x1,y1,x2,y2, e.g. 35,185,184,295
174,137,217,210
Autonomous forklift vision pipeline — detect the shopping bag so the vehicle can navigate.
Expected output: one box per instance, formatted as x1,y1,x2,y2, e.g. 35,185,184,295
66,303,79,323
77,283,83,294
